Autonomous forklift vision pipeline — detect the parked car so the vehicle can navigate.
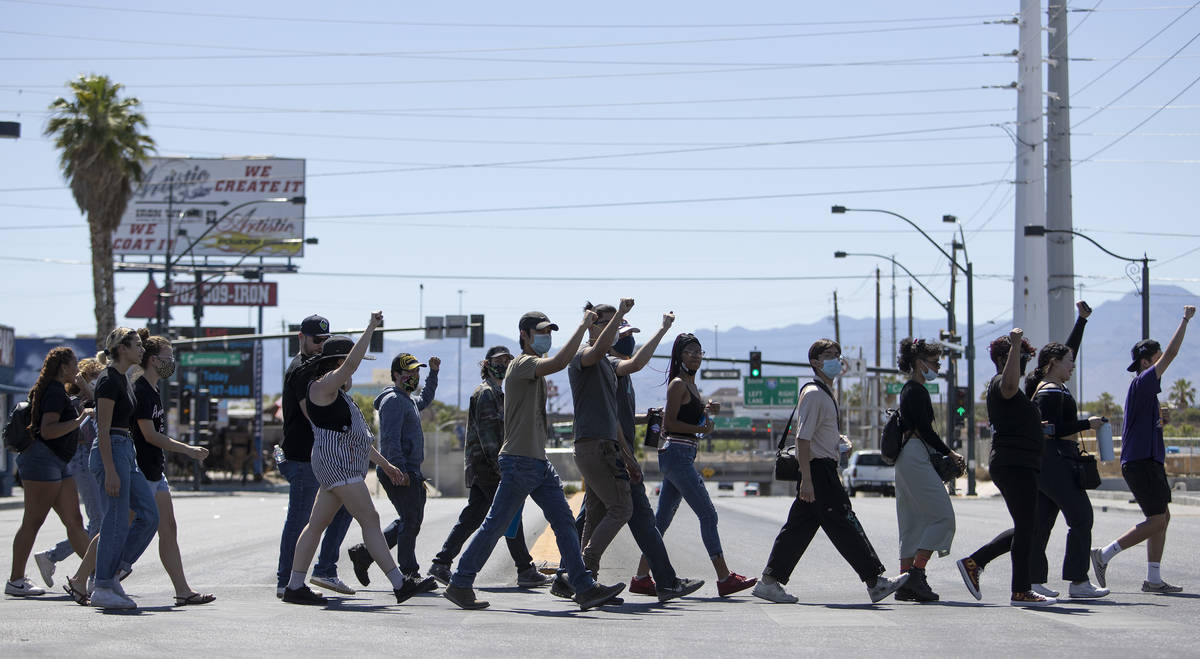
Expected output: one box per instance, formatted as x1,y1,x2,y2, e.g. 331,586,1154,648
743,482,760,496
841,450,896,497
718,482,734,491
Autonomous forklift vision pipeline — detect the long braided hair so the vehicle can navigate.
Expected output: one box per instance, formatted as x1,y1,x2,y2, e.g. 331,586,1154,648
27,347,77,434
1024,342,1072,398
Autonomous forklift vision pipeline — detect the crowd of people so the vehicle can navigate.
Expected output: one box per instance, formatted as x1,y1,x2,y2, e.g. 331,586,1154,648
3,300,1195,611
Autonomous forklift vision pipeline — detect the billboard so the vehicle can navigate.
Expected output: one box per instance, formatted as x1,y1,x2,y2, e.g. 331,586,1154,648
178,327,255,399
114,157,306,258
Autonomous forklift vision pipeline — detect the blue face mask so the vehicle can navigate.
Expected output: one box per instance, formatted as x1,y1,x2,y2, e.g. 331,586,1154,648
922,367,939,381
531,333,552,356
613,335,635,357
821,358,842,379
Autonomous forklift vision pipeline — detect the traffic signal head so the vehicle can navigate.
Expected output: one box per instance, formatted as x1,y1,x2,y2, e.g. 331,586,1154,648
955,386,969,418
469,314,485,348
749,351,762,378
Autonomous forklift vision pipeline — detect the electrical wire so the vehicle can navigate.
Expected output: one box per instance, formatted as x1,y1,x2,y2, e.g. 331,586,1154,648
1076,69,1200,163
1073,27,1200,129
1074,0,1199,97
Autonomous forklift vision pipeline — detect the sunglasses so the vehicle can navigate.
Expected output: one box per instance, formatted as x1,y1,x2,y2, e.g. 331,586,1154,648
312,335,329,344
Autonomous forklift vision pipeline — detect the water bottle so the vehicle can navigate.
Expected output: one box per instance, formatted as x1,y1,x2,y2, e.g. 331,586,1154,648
1096,420,1115,462
273,444,286,466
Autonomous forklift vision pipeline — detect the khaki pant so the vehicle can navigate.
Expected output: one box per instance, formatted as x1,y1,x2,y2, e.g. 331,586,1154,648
573,438,633,574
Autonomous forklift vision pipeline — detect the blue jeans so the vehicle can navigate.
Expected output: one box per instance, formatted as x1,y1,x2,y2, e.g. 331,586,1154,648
47,442,104,563
451,454,597,594
655,442,723,559
276,459,353,587
90,434,159,590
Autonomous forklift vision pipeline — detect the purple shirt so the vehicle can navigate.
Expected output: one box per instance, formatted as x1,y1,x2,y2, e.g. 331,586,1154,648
1121,367,1164,464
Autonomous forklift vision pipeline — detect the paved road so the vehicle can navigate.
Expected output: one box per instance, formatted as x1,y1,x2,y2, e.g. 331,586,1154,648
1,486,1198,656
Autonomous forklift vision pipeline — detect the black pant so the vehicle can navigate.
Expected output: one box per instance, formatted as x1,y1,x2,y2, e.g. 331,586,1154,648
433,478,534,571
969,464,1039,592
378,469,427,576
762,459,886,585
1031,446,1094,583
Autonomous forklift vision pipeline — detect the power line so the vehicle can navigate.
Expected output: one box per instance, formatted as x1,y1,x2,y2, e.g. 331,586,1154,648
1073,0,1200,100
1076,70,1200,163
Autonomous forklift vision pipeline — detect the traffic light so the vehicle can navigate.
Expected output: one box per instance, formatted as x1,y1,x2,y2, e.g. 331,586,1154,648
954,387,969,422
207,398,220,428
749,351,762,378
369,318,384,353
469,314,485,348
179,388,192,425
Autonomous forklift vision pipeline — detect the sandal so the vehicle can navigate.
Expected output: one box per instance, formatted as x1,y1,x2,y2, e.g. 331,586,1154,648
64,576,88,606
175,592,216,606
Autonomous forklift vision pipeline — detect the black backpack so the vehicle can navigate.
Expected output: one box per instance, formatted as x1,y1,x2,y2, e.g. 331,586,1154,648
3,400,36,453
880,407,903,465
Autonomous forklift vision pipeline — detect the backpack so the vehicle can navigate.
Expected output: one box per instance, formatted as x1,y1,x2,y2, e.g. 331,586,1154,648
880,407,903,465
3,400,36,453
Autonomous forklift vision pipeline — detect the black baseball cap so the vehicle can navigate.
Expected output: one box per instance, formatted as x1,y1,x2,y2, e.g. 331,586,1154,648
519,311,559,332
300,314,331,337
316,335,376,362
1127,339,1161,372
485,346,514,360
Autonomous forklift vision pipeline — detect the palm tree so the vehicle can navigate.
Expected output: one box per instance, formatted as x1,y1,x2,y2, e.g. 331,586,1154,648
1169,378,1196,410
44,74,155,344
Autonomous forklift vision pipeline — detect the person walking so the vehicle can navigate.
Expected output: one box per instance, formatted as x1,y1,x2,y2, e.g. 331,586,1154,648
427,346,550,589
892,338,962,602
347,352,441,597
955,329,1057,607
6,347,93,598
282,312,415,606
1091,305,1195,593
275,315,356,599
130,330,216,606
443,310,625,611
1026,302,1109,599
752,339,908,604
31,357,103,590
87,328,159,610
637,333,757,598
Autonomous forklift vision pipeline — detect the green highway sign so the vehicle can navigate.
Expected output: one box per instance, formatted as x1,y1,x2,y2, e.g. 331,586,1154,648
713,416,753,430
885,382,939,395
744,376,800,407
181,351,243,367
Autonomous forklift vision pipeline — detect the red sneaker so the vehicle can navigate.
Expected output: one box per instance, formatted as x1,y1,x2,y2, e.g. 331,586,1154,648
629,575,657,596
717,572,758,597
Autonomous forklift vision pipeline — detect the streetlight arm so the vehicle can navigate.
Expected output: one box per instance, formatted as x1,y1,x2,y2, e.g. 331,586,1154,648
838,251,949,310
838,207,961,267
1054,228,1147,264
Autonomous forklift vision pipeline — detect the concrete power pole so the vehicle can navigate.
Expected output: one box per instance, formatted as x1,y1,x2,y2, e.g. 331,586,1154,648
1013,0,1050,347
1046,2,1077,359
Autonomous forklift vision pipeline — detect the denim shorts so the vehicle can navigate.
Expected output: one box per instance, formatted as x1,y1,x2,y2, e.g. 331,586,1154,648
17,439,74,482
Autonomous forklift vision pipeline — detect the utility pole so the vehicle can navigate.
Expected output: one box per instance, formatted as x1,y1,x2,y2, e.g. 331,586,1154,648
833,291,842,422
907,285,913,338
1013,0,1050,348
457,289,464,410
1047,1,1077,356
891,257,897,368
873,268,882,445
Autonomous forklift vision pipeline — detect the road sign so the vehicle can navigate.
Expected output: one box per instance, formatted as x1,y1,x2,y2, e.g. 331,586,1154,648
885,382,940,395
702,369,741,380
170,281,278,307
713,416,753,430
180,352,243,367
744,376,800,407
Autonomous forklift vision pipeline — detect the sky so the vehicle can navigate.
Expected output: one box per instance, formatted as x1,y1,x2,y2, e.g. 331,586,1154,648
1,0,1198,348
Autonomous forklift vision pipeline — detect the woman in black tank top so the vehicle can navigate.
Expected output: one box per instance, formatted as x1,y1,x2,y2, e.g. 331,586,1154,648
636,334,758,597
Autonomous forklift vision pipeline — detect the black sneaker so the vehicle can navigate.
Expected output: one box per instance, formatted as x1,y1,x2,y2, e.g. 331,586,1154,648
347,544,372,587
574,582,626,611
902,568,939,602
550,572,575,599
282,585,327,605
412,575,438,594
657,577,705,603
428,563,452,587
443,585,489,610
394,578,421,604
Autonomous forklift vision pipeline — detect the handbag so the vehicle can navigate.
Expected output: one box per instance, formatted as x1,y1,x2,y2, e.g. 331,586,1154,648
1063,446,1102,490
927,445,965,482
774,381,840,482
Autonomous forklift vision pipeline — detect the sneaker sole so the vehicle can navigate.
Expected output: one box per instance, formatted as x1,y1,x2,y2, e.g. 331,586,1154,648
658,581,705,603
751,588,797,604
1010,599,1056,607
956,560,982,601
35,554,56,588
309,579,355,595
1090,549,1107,588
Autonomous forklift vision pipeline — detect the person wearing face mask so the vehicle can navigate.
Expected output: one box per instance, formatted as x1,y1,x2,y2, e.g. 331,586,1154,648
648,333,757,597
345,352,441,597
1023,301,1108,600
753,339,908,604
283,313,412,606
444,310,625,611
955,329,1057,607
428,346,550,589
891,338,962,603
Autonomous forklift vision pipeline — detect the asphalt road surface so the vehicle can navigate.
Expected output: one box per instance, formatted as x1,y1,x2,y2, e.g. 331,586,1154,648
1,484,1198,657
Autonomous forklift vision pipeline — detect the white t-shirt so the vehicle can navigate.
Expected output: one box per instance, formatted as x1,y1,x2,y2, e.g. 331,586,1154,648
793,384,841,461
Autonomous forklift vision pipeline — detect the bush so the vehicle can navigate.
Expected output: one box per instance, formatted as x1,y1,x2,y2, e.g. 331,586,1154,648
562,483,580,496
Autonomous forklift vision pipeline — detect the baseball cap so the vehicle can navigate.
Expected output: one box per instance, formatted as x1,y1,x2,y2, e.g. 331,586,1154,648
317,335,376,361
300,314,331,337
617,320,641,336
485,346,514,360
519,311,559,332
391,353,425,372
1127,339,1161,372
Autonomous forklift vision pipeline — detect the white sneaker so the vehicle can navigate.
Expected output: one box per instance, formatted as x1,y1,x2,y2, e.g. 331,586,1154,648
34,551,56,587
86,575,95,596
867,573,910,603
752,580,798,604
90,586,136,610
1031,583,1060,598
1068,580,1110,599
309,575,356,595
5,577,46,597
